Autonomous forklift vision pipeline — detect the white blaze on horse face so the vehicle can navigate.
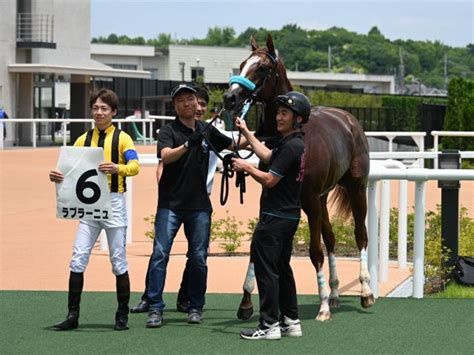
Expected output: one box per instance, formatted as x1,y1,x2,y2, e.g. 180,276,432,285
230,55,262,92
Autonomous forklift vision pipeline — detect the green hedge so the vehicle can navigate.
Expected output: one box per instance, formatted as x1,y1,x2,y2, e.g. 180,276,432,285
443,77,474,151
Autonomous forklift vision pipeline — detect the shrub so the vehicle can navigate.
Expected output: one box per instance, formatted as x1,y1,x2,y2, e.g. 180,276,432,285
210,210,246,253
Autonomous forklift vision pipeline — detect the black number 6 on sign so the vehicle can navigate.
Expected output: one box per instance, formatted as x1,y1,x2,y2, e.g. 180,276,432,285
76,169,101,204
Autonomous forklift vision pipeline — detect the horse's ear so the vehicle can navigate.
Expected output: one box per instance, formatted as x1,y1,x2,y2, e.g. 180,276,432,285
250,35,258,51
266,33,276,56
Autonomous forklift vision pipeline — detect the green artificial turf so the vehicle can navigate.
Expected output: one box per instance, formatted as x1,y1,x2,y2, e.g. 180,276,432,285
1,291,473,354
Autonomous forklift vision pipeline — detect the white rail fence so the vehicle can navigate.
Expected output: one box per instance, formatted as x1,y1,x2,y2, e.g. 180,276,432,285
367,168,474,298
432,131,474,168
0,117,173,149
2,123,473,298
134,154,474,299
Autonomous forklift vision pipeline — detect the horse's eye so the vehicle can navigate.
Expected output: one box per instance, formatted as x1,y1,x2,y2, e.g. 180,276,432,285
256,66,268,74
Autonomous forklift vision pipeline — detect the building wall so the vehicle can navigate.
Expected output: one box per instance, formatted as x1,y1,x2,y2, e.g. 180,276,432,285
0,0,17,120
167,45,250,82
91,54,142,70
31,0,94,67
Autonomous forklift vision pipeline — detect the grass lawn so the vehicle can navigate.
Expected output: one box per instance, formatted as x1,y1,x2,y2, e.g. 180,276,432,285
1,291,473,354
431,281,474,298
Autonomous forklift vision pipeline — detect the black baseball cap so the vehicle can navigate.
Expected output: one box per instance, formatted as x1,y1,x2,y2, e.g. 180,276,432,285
171,83,197,100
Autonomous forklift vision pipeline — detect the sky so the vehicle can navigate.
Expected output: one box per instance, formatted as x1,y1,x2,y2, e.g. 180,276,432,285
91,0,474,48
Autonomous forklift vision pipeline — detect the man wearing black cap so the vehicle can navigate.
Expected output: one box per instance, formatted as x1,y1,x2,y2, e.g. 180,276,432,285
146,83,235,328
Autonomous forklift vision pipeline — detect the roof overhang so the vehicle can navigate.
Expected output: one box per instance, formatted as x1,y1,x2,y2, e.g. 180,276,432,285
8,64,151,79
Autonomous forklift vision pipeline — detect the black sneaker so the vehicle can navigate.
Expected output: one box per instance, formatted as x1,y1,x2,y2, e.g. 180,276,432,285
114,312,129,331
187,309,203,324
240,321,281,340
146,310,163,328
131,300,149,313
53,311,79,331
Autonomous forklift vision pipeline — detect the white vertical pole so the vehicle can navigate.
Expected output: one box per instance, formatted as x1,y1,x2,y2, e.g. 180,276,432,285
126,177,132,244
413,181,426,298
388,136,394,152
398,179,408,268
379,180,390,282
142,121,147,145
434,134,439,169
62,122,67,146
367,180,379,298
418,137,425,168
32,122,37,148
0,120,4,150
149,121,153,143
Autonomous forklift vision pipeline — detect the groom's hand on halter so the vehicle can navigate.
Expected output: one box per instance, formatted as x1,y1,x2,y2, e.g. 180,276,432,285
235,117,250,138
231,157,251,172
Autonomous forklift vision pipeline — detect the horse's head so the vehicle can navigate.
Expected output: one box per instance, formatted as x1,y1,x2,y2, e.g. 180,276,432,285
223,34,291,118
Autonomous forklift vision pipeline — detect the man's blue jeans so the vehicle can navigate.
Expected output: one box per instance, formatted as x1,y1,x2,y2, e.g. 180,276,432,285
147,208,211,312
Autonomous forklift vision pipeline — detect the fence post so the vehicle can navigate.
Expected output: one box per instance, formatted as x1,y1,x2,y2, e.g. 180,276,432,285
412,181,426,298
379,180,390,282
398,179,408,268
367,180,379,298
438,150,461,273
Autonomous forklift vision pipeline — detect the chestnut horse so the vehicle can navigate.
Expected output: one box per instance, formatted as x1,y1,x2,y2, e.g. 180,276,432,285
223,34,375,321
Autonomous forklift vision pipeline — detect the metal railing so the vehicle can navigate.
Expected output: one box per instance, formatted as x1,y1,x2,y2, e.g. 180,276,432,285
432,131,474,168
0,118,157,148
17,13,55,43
367,168,474,299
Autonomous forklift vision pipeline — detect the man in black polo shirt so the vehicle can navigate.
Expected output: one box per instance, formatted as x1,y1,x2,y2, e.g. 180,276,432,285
146,84,234,328
232,91,311,340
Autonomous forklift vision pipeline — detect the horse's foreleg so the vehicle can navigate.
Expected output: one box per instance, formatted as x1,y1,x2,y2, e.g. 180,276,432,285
237,262,255,320
328,254,340,307
359,248,374,308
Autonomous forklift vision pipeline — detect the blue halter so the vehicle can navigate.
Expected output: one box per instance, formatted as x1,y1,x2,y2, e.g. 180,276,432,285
228,76,256,92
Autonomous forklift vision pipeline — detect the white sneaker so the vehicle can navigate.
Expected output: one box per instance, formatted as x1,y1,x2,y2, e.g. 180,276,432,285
280,316,302,337
240,321,281,340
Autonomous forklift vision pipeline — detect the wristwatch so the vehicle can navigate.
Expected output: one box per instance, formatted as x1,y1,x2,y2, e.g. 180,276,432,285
184,140,190,149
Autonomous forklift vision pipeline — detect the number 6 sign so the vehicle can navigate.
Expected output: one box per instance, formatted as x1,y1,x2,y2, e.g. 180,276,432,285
55,147,112,220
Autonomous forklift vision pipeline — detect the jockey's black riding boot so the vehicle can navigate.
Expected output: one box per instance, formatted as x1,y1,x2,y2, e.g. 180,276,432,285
114,271,130,331
53,271,83,331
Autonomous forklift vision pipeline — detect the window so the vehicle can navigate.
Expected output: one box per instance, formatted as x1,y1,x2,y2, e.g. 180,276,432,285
191,67,204,82
145,68,159,80
105,63,138,70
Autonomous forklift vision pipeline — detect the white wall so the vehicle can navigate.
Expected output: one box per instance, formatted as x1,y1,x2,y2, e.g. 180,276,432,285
31,0,98,68
168,45,250,82
0,0,17,119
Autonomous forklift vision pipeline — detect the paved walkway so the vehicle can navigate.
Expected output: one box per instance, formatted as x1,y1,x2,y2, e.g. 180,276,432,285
3,146,471,297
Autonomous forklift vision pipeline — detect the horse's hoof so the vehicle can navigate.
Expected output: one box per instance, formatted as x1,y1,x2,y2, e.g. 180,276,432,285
329,297,340,308
315,311,332,322
361,294,375,309
237,306,253,320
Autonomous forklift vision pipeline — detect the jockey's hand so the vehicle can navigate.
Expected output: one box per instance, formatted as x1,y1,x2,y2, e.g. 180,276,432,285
99,162,119,175
235,117,250,136
231,157,250,172
49,170,64,183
